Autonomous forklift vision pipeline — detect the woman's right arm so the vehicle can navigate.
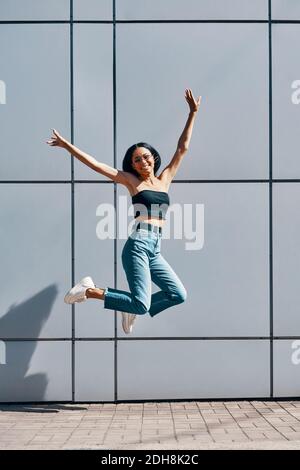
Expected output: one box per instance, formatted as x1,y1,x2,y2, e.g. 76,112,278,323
46,129,132,185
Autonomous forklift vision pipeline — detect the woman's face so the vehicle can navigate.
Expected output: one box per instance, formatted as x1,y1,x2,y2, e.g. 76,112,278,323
131,147,155,177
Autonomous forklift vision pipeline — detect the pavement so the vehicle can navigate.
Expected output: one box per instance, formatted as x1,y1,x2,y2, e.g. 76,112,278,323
0,400,300,450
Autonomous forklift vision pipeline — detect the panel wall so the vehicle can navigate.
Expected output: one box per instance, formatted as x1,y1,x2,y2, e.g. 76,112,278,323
0,1,298,401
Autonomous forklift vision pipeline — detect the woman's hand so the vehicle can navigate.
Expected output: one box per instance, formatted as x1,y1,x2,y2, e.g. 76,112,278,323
185,88,201,113
46,129,67,148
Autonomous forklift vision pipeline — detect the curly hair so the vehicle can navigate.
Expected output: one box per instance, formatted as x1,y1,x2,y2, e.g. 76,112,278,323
122,142,161,178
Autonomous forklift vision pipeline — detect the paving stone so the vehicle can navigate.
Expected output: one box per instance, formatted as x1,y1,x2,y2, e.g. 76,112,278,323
0,401,299,449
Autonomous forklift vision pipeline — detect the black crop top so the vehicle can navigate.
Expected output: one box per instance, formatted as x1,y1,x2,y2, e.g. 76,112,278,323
132,190,170,220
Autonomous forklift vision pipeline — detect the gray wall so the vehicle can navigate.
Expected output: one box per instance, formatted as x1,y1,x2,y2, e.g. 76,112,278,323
0,0,300,402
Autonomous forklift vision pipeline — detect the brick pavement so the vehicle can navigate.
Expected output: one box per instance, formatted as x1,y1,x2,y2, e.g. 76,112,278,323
0,401,300,450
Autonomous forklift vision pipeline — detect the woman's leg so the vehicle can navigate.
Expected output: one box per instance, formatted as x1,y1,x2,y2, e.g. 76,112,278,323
148,253,187,317
101,238,153,315
85,287,105,300
84,233,186,317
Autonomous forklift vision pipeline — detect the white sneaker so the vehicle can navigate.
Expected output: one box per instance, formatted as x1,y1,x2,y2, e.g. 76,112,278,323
121,312,136,334
64,276,95,304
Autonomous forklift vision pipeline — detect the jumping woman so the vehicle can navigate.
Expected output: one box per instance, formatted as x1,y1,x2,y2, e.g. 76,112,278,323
46,88,201,334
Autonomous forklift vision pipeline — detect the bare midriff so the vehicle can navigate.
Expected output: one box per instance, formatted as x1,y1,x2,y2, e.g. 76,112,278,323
134,215,165,227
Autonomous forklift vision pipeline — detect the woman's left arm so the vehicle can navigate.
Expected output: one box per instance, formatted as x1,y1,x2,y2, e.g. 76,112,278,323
159,89,201,184
177,89,201,150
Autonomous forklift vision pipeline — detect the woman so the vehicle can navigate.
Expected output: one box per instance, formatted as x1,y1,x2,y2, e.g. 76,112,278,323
46,88,201,334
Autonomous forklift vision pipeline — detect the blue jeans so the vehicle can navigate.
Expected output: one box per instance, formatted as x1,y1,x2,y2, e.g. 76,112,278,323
103,222,187,317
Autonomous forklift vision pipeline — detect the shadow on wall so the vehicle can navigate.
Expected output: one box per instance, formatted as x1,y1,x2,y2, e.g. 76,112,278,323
0,285,57,402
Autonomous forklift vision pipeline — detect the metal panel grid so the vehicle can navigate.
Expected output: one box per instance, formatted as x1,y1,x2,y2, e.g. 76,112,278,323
0,0,299,402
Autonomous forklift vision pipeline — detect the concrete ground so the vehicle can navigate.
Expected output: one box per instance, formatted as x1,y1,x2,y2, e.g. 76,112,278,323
0,400,300,450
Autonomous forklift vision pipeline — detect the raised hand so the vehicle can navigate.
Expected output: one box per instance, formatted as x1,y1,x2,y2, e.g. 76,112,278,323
185,88,201,113
46,129,67,148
